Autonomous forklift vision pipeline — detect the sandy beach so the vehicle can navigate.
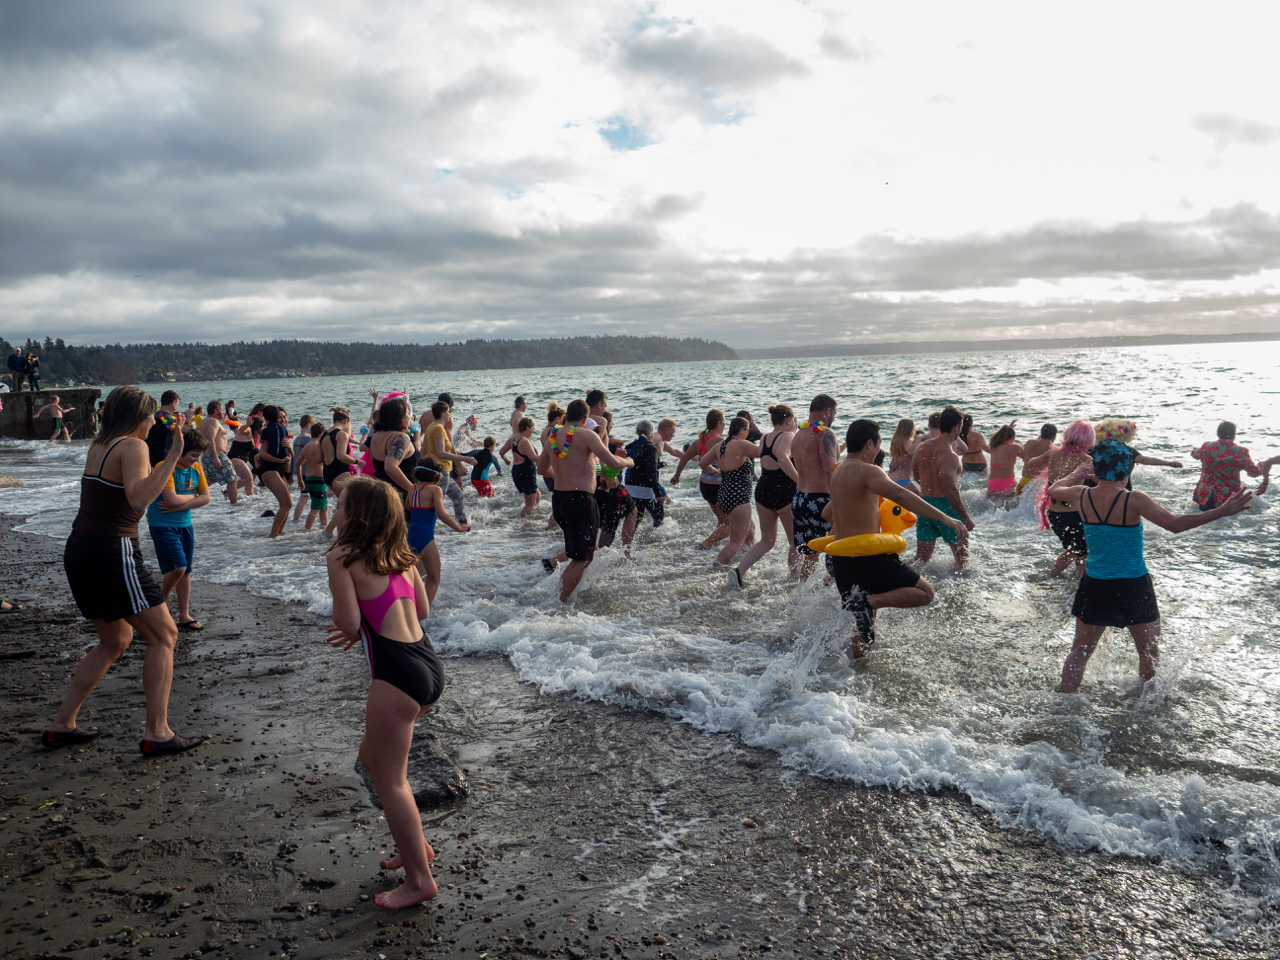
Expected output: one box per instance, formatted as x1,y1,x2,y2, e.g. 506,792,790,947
1,516,1274,960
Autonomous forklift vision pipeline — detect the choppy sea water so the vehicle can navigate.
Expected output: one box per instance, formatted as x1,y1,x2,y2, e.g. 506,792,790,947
4,341,1279,928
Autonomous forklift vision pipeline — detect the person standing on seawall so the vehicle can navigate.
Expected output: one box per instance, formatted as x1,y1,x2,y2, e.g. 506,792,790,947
7,347,26,392
24,351,40,392
1049,440,1253,694
1190,421,1279,510
43,386,204,755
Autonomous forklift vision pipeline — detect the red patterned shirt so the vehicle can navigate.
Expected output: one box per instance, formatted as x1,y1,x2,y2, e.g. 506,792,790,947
1191,439,1260,507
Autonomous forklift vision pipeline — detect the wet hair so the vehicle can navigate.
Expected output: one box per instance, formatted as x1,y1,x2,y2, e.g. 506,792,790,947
927,411,941,430
991,425,1016,448
414,456,445,483
483,436,496,449
515,396,526,408
889,419,915,460
657,418,677,433
699,409,725,442
565,399,589,422
330,405,351,423
430,399,449,419
727,416,750,438
1217,421,1236,440
586,389,606,409
160,390,180,407
939,406,964,434
1088,440,1137,482
310,423,324,439
517,416,535,433
376,396,409,432
960,414,974,441
846,419,880,456
1060,420,1094,455
1040,423,1058,440
329,478,417,574
96,386,159,445
767,404,793,426
810,394,836,414
180,426,209,454
636,420,654,437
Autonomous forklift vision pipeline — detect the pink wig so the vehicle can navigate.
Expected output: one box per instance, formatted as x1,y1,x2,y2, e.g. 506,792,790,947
1060,420,1093,455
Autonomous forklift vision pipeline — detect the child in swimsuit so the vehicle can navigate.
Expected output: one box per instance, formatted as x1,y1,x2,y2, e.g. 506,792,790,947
407,458,471,605
325,477,443,911
469,436,503,497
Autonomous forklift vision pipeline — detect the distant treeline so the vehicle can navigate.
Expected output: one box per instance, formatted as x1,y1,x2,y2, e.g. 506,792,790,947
0,335,736,385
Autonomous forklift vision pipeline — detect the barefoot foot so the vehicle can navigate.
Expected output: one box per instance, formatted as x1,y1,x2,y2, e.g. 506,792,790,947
374,877,439,910
380,844,435,871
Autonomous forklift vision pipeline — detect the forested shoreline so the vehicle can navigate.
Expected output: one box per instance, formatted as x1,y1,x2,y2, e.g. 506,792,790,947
0,335,736,385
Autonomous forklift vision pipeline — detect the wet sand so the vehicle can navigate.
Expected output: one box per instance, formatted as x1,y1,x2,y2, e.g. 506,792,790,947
1,518,1273,959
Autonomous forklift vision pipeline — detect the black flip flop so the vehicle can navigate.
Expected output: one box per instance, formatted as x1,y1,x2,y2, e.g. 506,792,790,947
177,619,204,631
139,733,205,756
40,727,103,750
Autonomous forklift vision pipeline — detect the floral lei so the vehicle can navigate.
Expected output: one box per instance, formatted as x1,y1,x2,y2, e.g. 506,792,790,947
798,420,827,434
550,423,577,458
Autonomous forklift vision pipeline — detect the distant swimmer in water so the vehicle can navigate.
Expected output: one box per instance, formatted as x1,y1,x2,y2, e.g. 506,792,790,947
1018,423,1057,491
1025,420,1094,577
960,414,990,474
911,406,974,570
823,419,967,658
886,418,921,493
1048,439,1252,694
324,477,442,909
986,422,1023,498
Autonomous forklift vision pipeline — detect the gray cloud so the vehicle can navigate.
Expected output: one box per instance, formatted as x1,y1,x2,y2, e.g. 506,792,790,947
1193,112,1280,151
619,23,809,94
818,30,877,63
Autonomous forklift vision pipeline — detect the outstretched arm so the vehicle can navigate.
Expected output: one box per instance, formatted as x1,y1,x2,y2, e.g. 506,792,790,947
1133,489,1252,533
1135,454,1182,469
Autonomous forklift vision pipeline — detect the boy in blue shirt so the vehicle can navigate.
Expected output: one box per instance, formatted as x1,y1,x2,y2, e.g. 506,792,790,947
147,428,212,631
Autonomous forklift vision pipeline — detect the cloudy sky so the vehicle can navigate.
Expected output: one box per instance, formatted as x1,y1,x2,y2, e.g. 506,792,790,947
3,1,1279,347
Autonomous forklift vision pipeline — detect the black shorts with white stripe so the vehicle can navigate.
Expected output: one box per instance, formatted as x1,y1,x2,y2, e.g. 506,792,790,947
64,532,164,623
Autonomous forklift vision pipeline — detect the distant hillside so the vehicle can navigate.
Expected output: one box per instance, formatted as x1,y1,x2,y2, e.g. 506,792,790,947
0,335,737,385
736,331,1280,360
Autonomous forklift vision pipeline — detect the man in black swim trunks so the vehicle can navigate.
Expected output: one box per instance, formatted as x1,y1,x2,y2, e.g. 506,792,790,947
823,419,967,658
536,399,633,602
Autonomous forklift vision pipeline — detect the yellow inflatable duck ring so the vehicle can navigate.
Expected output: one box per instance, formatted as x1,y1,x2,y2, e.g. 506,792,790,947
808,498,917,557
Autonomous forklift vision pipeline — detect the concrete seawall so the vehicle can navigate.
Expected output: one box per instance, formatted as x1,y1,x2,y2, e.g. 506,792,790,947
0,388,102,440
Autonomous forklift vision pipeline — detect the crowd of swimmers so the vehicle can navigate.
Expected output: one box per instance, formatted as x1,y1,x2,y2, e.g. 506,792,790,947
31,382,1277,911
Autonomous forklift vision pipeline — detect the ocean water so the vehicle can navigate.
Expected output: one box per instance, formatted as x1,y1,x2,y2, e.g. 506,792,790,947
4,341,1279,927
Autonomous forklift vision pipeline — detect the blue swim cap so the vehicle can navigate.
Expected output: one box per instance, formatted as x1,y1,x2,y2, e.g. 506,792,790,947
1089,440,1136,481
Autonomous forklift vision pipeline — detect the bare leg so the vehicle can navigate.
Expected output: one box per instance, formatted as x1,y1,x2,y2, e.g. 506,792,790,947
796,552,820,582
232,459,254,497
1049,548,1083,578
262,471,291,538
160,568,185,608
359,682,438,910
559,559,590,602
621,508,637,554
850,579,936,658
415,542,442,606
1128,619,1161,684
699,502,730,548
778,506,798,574
51,604,179,741
714,504,755,566
1058,621,1107,693
947,541,969,571
912,539,937,567
174,573,193,625
736,506,778,578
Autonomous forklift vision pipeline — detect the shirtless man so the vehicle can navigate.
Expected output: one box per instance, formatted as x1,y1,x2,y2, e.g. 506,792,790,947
499,396,528,464
586,388,607,428
536,399,633,603
1019,424,1057,491
790,394,840,580
823,419,968,657
34,396,76,441
197,401,241,504
911,406,975,569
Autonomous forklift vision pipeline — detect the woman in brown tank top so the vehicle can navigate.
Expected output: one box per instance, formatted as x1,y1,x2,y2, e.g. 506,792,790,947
43,386,205,757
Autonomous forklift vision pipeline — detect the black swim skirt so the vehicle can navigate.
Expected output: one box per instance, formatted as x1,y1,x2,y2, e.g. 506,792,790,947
754,469,797,512
363,630,445,707
699,480,721,506
512,462,538,496
65,533,163,623
1048,510,1088,557
1071,573,1159,628
552,490,600,563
